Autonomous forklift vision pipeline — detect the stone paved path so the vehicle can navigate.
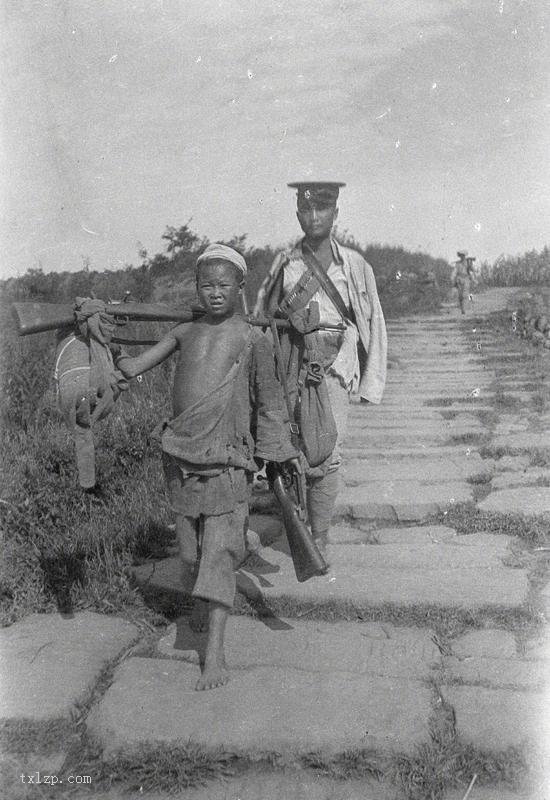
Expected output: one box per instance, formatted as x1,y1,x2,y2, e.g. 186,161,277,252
3,289,550,798
110,293,550,792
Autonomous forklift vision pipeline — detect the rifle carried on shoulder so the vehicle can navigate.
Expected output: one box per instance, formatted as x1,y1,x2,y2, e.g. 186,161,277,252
12,300,345,340
11,300,202,337
267,318,328,582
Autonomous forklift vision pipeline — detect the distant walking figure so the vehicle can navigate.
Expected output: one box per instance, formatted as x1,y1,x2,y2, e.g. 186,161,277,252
451,250,476,314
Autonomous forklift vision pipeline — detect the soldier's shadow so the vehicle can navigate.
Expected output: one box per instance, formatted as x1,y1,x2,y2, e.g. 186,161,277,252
234,535,294,631
235,569,293,631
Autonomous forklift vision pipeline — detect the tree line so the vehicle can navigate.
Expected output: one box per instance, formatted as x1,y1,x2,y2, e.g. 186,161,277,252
3,223,546,313
0,224,451,310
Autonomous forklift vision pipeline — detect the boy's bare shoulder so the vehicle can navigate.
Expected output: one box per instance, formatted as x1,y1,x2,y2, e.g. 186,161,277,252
170,320,200,340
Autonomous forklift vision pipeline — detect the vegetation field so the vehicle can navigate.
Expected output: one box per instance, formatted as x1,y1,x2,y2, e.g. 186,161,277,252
478,246,550,287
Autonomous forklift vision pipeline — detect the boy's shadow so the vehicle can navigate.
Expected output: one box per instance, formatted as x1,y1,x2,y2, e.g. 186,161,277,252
171,602,293,668
170,556,293,664
39,551,87,618
170,617,208,664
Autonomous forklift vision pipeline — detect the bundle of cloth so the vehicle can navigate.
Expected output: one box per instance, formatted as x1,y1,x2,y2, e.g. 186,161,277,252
54,298,128,488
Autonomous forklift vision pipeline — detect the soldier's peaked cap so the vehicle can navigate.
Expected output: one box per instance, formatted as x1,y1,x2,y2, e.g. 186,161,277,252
288,181,346,206
457,249,468,257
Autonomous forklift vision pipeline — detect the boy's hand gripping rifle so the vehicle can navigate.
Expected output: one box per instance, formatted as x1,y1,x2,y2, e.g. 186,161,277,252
267,319,328,582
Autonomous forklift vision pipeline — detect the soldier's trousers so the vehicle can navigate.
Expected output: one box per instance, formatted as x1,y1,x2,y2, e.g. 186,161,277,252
456,279,470,314
307,373,350,538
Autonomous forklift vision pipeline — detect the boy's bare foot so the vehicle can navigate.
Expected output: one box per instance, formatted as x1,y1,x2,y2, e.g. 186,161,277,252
195,601,230,690
195,663,229,691
189,599,209,633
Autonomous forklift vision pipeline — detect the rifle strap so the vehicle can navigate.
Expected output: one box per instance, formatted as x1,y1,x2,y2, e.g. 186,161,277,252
301,243,350,322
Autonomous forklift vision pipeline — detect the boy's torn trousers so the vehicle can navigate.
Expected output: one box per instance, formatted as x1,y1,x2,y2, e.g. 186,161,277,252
177,503,248,608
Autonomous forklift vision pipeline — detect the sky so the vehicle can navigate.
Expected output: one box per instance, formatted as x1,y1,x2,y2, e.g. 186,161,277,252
1,0,549,278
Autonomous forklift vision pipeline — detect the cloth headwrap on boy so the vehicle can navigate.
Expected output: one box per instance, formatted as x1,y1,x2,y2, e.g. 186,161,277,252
196,243,247,276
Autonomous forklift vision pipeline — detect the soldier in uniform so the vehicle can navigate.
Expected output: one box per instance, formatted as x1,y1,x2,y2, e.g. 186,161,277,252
253,182,387,555
451,250,476,314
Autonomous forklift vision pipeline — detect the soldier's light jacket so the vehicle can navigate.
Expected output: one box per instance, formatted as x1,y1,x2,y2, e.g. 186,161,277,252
253,238,387,404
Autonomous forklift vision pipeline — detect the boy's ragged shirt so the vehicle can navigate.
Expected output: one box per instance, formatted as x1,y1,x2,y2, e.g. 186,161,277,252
161,325,298,516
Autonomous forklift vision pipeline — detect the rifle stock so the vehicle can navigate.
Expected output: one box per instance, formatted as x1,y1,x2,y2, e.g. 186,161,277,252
269,468,328,582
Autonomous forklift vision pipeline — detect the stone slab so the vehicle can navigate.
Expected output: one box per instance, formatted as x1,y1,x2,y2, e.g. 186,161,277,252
344,431,484,447
134,549,529,611
349,416,446,426
157,616,441,679
492,433,550,449
237,543,528,610
349,414,446,424
540,582,550,618
386,384,491,394
494,421,531,436
444,656,545,690
343,446,483,461
154,769,395,800
87,657,432,757
385,375,491,383
435,531,514,549
444,786,545,800
523,631,550,661
342,455,487,472
492,470,549,489
478,488,550,517
494,455,532,472
442,685,545,750
329,524,459,546
274,533,512,570
0,612,139,722
347,419,484,432
374,525,460,545
451,630,518,659
328,524,378,544
392,365,485,374
338,481,473,521
380,387,490,396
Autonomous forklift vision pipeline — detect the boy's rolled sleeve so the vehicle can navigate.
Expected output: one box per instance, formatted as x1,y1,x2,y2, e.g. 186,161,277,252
250,332,298,463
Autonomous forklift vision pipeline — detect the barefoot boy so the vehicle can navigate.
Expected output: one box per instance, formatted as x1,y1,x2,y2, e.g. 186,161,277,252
116,244,299,690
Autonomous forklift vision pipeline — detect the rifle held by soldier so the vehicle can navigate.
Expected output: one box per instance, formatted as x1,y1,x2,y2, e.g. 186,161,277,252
265,316,328,581
267,463,328,582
